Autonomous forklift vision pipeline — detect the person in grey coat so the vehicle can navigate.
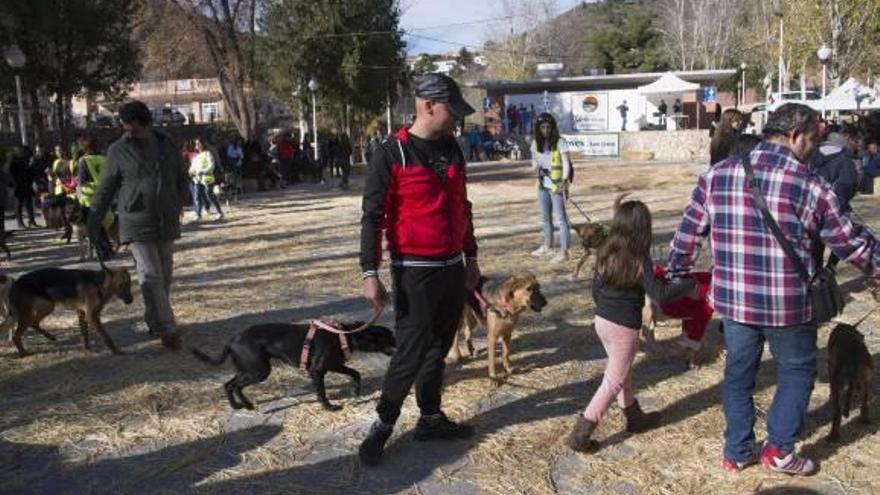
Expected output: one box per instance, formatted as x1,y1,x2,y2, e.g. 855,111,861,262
88,100,189,351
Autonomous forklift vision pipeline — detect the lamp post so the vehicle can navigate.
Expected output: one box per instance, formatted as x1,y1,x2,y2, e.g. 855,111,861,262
292,87,306,147
4,44,28,146
308,78,319,162
740,62,747,105
817,43,832,119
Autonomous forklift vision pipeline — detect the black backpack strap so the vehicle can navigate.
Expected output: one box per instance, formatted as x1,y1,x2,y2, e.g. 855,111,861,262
741,151,812,285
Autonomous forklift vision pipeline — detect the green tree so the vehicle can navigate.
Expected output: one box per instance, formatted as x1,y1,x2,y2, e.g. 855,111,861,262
1,0,140,143
591,6,667,74
260,0,405,123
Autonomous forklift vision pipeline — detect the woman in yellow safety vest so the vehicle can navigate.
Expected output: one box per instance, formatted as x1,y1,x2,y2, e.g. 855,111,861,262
189,137,224,220
50,145,77,196
529,112,573,263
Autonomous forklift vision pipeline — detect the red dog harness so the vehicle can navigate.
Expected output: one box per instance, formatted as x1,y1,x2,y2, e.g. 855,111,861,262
298,308,384,371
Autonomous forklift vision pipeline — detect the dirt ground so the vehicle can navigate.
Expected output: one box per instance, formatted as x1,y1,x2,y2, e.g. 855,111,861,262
2,159,879,495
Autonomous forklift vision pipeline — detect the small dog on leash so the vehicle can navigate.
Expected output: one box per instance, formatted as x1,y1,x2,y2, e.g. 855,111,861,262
572,193,628,278
448,273,548,380
826,322,873,442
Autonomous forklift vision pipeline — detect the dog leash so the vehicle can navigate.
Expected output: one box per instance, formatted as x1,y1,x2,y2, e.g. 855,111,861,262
567,195,592,223
299,306,385,370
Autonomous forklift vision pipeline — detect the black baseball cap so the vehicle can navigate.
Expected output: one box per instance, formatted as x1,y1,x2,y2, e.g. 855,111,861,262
414,73,475,118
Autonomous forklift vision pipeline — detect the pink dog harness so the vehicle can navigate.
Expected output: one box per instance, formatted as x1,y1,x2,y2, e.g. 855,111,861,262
298,308,383,371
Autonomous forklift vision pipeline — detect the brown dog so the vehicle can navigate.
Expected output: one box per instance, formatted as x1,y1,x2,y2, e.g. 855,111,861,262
9,266,133,356
826,323,873,442
572,193,628,278
449,273,548,380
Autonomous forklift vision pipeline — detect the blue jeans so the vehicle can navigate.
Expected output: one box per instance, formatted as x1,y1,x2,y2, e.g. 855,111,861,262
722,319,817,462
538,186,569,251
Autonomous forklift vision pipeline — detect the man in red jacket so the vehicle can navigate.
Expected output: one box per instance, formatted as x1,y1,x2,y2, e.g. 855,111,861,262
359,73,480,466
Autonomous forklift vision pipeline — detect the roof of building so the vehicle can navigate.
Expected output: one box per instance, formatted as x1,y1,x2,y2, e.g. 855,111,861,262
467,69,737,93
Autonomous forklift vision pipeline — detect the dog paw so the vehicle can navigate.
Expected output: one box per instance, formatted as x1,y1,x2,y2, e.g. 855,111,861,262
324,404,343,412
825,432,840,443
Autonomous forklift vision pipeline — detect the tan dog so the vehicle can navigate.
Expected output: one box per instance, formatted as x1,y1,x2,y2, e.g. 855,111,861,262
9,266,133,356
572,193,628,278
449,273,548,380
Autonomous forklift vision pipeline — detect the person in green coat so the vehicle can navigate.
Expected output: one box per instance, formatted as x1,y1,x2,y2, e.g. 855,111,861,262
88,100,189,351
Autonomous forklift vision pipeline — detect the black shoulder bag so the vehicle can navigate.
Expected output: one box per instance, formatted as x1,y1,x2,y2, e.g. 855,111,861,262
741,152,844,323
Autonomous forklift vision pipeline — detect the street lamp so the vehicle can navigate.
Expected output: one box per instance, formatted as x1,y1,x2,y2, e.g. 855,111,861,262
817,43,832,119
292,87,306,147
736,82,742,110
740,63,747,105
4,44,28,146
308,78,319,162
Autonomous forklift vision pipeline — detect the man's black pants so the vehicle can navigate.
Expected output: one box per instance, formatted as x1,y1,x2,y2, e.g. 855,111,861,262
376,262,465,425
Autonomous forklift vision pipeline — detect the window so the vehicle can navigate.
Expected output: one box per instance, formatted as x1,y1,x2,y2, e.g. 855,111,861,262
201,102,219,122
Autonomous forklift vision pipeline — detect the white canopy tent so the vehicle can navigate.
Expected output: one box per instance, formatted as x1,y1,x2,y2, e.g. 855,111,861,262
819,78,880,112
638,72,701,129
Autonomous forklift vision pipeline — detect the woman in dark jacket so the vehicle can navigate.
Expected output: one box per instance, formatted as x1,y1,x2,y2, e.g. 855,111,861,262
9,145,37,228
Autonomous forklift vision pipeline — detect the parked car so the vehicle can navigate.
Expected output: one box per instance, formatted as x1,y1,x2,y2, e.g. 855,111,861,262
767,91,821,112
152,108,187,126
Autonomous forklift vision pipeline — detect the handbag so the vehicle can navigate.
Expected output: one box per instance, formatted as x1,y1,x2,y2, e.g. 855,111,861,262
741,152,844,323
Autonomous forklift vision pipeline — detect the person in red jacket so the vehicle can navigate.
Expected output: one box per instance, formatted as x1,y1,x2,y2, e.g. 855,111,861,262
359,73,480,466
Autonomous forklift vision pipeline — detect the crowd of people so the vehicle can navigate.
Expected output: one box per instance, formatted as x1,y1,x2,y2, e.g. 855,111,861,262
5,72,880,480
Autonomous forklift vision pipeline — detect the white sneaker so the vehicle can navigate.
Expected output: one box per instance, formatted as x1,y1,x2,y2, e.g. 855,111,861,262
551,251,569,264
530,245,551,257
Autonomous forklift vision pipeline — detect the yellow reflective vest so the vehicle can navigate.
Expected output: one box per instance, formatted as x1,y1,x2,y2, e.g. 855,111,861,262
78,154,106,207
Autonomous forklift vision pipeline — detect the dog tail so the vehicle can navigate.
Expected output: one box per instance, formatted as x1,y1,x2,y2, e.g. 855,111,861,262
613,192,630,213
191,346,230,366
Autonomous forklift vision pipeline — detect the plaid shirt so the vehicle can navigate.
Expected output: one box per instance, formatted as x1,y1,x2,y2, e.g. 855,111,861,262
667,141,880,327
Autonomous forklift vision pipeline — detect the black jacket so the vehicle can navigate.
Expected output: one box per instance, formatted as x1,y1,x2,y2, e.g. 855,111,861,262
592,259,695,330
809,143,858,213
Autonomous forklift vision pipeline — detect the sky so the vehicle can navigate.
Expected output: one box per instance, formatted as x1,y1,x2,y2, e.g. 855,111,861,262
399,0,585,56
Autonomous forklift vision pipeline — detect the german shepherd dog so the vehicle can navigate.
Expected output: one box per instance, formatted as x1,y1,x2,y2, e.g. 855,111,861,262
191,322,396,411
8,266,133,356
572,193,628,279
826,323,873,442
449,273,548,380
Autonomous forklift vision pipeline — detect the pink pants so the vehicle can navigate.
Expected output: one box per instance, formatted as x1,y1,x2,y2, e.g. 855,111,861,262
583,315,639,423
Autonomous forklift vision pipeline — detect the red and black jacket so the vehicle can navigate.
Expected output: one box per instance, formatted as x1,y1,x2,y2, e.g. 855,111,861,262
360,128,477,275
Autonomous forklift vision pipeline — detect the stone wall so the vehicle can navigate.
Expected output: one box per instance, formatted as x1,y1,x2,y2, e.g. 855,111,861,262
619,130,710,162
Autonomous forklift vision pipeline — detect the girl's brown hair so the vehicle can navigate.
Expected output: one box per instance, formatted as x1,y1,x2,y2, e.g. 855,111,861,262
595,199,653,288
710,109,745,164
534,112,560,152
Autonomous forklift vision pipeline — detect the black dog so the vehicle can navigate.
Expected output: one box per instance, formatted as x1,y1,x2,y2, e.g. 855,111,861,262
826,323,873,442
191,321,395,411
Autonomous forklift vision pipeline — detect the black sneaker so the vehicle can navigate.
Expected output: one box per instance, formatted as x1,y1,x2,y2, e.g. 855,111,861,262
413,413,474,441
359,421,393,466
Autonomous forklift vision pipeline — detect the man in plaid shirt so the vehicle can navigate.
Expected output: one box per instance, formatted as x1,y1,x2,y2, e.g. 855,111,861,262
667,104,880,475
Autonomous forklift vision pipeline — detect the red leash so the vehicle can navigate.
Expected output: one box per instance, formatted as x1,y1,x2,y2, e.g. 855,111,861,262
299,307,384,370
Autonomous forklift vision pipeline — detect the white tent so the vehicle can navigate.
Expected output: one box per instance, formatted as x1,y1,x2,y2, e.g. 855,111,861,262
638,72,701,129
818,78,880,111
637,72,700,95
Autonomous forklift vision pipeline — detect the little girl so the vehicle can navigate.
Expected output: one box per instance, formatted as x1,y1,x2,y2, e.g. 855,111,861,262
567,198,696,452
